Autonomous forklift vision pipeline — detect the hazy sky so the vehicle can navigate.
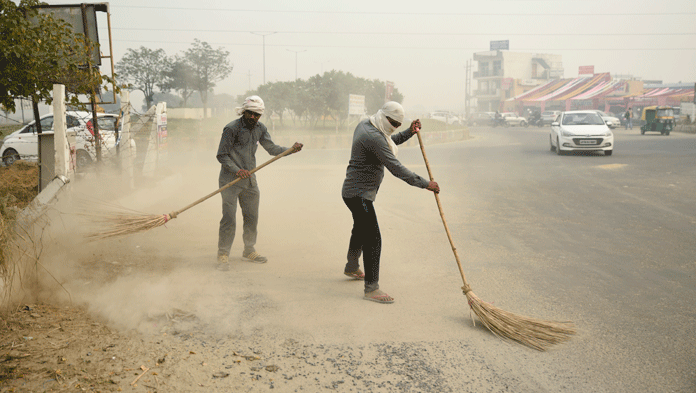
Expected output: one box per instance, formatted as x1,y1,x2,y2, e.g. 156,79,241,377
35,0,696,114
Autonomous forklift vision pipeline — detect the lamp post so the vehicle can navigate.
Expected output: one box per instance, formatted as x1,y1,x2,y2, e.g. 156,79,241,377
251,31,277,85
286,49,306,80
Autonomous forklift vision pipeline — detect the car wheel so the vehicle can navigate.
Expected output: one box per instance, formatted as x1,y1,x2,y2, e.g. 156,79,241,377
605,150,613,156
76,150,93,170
556,137,564,155
665,131,670,136
521,120,528,127
2,149,19,166
549,135,556,152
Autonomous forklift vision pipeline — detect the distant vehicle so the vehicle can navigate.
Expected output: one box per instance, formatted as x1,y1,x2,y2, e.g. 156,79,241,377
549,110,614,156
541,111,561,126
468,112,494,126
429,111,462,125
640,106,674,135
501,112,528,127
594,110,621,129
0,111,130,167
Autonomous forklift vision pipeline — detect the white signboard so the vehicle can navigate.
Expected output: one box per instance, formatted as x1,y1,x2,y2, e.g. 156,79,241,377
348,94,365,115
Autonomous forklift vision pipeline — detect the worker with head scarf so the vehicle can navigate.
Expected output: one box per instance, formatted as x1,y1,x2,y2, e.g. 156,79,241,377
215,95,303,271
342,101,440,303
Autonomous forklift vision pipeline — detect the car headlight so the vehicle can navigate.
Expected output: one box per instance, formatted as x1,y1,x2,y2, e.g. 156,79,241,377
600,131,613,136
561,129,575,137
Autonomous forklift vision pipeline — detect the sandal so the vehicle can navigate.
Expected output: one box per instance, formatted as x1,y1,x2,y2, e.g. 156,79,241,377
364,289,394,304
242,251,268,264
344,269,365,280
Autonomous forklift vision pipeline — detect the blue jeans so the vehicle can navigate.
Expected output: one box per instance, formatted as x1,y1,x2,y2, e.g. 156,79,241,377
218,184,260,257
343,197,381,293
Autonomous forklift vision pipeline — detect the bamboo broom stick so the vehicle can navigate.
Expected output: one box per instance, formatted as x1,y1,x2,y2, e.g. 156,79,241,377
88,146,298,240
415,130,575,350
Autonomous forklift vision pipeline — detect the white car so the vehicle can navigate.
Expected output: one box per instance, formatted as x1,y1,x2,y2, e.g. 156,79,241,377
549,110,614,156
594,110,621,129
502,112,528,127
1,111,125,167
429,111,462,125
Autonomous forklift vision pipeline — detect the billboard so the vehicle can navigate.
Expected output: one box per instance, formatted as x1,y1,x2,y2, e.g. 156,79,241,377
490,40,509,51
578,65,595,76
33,4,107,67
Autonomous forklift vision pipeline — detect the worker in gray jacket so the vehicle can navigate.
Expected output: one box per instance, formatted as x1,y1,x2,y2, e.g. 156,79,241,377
342,101,439,304
216,95,302,271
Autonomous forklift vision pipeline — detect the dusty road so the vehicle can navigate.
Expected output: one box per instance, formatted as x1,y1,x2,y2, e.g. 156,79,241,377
20,126,696,392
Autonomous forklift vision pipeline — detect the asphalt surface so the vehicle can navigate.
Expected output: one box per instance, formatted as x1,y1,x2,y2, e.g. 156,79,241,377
66,125,695,392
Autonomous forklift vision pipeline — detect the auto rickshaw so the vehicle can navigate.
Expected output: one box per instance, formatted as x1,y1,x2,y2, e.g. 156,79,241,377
640,106,674,135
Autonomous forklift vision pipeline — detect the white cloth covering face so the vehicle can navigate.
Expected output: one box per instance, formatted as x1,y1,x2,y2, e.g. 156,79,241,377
235,95,265,116
369,101,405,156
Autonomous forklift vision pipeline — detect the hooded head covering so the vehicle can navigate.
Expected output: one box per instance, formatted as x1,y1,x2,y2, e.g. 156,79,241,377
369,101,405,156
236,95,265,116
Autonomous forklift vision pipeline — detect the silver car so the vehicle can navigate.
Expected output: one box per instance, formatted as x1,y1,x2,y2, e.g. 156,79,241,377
594,110,621,129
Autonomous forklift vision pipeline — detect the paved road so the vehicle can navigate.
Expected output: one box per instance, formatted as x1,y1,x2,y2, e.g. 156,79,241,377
73,125,696,392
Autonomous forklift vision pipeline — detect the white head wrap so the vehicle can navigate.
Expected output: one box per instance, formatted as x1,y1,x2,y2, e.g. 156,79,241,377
369,101,405,156
236,95,265,116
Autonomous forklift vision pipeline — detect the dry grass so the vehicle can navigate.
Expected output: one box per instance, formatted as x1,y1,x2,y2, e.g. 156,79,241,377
0,162,39,274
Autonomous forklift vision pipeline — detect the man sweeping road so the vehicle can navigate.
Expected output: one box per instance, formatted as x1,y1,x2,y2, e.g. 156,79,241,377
216,95,303,271
342,101,439,304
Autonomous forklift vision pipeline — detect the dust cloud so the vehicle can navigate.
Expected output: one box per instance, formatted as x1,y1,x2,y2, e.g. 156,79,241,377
29,123,360,341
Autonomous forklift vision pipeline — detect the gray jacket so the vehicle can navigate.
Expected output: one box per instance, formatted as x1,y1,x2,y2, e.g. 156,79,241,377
342,119,429,201
216,118,287,187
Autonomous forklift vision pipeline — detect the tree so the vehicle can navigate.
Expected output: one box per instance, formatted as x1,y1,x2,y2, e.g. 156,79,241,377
160,55,196,107
0,0,108,113
115,46,168,110
183,39,233,118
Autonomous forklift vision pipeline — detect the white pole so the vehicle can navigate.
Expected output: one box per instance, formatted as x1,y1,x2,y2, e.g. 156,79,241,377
120,90,133,188
53,84,72,179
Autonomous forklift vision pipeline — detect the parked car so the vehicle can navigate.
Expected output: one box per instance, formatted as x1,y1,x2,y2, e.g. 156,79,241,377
549,110,613,156
429,111,462,125
468,112,494,126
594,110,621,129
501,112,528,127
0,111,126,167
541,110,561,126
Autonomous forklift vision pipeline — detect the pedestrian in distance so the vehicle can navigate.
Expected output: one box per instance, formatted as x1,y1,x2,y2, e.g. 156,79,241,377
215,95,303,271
625,107,633,130
341,101,440,304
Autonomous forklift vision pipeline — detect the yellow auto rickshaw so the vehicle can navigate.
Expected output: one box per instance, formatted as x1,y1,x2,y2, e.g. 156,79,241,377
640,106,674,135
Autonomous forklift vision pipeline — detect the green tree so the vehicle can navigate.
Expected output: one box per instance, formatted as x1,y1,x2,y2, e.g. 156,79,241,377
115,46,168,110
0,0,108,113
160,55,196,107
184,39,233,118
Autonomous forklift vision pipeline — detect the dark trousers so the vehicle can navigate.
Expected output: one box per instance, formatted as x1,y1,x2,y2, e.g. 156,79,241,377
343,197,381,292
218,184,260,257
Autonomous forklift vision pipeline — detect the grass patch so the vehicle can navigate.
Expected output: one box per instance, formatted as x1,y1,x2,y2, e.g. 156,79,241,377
0,162,38,275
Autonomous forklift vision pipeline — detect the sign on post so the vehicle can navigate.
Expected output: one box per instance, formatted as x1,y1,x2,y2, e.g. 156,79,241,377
490,40,509,51
348,94,365,116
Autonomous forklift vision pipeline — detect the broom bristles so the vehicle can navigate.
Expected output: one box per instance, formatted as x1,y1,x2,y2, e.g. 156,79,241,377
86,213,171,240
465,290,576,351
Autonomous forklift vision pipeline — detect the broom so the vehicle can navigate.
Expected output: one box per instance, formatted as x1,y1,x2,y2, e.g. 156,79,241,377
87,146,298,240
415,130,575,351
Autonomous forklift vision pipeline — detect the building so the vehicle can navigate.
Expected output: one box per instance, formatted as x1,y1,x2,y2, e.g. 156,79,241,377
473,50,563,112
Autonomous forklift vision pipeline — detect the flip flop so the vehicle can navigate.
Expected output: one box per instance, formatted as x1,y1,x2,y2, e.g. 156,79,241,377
344,269,365,280
364,289,394,304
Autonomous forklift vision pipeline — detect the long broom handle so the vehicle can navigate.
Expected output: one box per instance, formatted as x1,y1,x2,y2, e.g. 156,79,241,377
416,132,471,291
167,146,297,219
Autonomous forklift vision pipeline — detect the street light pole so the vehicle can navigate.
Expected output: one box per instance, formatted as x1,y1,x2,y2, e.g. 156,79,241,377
251,31,277,85
286,49,306,80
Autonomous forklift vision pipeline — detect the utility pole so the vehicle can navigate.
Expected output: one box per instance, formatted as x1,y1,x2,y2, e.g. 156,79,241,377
286,49,306,80
251,32,277,85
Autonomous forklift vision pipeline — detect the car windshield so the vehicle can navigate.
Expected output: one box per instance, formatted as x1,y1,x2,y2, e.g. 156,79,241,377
561,113,605,126
656,108,674,117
